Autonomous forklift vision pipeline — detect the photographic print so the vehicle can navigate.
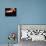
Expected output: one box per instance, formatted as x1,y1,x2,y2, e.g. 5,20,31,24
5,8,16,16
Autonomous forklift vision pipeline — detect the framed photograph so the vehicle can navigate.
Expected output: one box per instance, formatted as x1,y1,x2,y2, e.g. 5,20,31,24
5,8,16,16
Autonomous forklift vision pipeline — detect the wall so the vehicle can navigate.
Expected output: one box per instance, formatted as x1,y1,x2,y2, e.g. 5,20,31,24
0,0,46,44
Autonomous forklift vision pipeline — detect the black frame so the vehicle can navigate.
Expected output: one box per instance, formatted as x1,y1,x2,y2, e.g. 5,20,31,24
5,8,16,17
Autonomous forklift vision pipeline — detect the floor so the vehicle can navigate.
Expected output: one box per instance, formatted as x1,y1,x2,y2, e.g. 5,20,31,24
0,44,18,46
0,40,46,46
19,39,46,46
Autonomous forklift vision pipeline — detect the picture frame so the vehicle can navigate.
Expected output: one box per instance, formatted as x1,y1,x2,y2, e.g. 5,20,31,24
5,8,16,17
